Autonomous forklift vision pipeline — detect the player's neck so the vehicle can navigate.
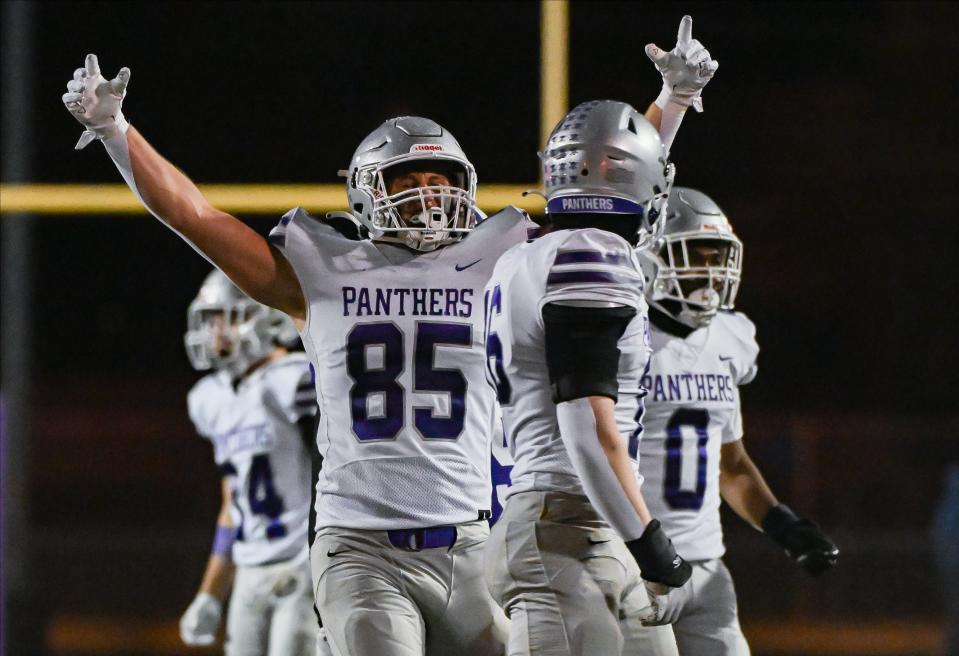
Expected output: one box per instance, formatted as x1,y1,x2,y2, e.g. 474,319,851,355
234,348,287,386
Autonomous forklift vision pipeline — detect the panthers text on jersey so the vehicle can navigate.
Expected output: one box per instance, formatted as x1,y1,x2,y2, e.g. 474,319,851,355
484,228,651,502
269,207,530,529
638,311,759,561
188,352,316,566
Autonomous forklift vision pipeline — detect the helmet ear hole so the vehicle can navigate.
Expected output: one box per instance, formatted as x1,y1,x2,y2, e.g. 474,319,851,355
627,118,638,135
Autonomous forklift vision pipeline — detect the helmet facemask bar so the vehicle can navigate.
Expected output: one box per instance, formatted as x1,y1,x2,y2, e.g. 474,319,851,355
636,162,676,251
184,300,269,374
356,154,478,252
652,232,743,326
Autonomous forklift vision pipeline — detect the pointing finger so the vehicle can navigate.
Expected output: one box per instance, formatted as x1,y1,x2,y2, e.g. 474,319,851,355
110,67,130,95
677,15,693,46
85,53,100,77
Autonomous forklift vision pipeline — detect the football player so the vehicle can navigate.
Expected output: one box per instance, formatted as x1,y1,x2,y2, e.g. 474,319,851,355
486,13,719,526
178,270,327,656
61,56,523,656
483,100,691,656
635,187,840,654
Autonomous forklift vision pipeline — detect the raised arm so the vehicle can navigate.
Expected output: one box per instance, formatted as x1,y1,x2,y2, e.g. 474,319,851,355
62,54,305,319
642,15,719,155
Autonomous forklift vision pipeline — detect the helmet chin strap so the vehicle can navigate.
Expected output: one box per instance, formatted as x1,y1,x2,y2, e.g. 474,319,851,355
399,207,451,251
653,290,719,329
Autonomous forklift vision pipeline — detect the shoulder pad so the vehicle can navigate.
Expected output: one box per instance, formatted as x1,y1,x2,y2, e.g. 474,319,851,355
716,311,759,385
259,353,316,422
541,228,644,310
186,372,230,438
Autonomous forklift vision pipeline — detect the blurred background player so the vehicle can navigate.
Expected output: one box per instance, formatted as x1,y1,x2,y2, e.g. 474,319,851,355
483,100,690,656
635,187,840,654
178,270,323,655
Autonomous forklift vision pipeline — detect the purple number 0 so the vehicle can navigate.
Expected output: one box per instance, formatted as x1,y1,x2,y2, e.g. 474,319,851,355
347,321,471,441
663,408,710,510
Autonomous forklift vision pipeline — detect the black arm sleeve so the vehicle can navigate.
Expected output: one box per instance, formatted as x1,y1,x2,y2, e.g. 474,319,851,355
542,303,636,404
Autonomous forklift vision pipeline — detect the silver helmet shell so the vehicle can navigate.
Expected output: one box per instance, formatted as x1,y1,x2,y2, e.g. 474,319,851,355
542,100,675,246
638,187,743,328
343,116,478,252
184,270,299,376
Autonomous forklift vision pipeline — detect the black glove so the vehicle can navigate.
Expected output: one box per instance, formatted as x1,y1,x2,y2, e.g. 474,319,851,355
625,519,692,587
762,504,839,576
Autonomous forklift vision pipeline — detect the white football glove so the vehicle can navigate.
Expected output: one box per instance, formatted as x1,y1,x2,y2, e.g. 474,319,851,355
638,580,693,626
62,53,130,150
179,592,222,647
645,15,718,112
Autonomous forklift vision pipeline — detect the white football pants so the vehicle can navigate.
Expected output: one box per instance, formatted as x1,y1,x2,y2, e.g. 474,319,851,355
485,491,678,656
226,556,317,656
311,520,509,656
671,559,750,656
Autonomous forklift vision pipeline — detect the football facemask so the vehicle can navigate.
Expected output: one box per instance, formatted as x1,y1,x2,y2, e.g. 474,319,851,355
650,232,742,327
356,158,477,252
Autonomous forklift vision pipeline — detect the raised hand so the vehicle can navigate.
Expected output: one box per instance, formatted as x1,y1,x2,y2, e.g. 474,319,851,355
645,15,718,112
62,54,130,149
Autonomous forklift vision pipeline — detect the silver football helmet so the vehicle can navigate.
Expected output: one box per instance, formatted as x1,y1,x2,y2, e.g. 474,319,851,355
335,116,478,252
184,270,299,376
541,100,675,247
638,187,743,328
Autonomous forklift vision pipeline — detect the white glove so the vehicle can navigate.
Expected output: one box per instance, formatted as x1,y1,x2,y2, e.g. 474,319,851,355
316,627,335,656
645,15,718,113
179,592,223,647
62,53,130,149
638,580,693,626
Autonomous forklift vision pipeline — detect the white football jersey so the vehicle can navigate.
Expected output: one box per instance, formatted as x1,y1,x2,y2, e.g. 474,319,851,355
270,207,530,529
484,228,651,501
188,352,316,567
638,311,759,561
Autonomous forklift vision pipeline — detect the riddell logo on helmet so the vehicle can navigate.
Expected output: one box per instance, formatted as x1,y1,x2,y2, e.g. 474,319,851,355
410,144,445,153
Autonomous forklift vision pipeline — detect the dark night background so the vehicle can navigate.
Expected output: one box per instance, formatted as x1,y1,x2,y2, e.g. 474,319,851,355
3,1,958,654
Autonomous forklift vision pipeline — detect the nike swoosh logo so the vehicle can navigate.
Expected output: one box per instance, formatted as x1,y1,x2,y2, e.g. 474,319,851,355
718,355,735,362
455,259,482,271
326,549,348,557
587,537,610,545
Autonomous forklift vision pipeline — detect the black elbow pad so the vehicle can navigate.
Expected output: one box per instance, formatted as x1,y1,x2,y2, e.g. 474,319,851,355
542,303,636,403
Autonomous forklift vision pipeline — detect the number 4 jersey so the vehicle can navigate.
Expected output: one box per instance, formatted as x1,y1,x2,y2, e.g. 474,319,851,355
188,352,317,566
269,206,530,530
637,311,759,561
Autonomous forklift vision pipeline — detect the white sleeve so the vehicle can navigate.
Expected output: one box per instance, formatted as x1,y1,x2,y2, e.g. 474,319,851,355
653,89,688,157
722,395,744,444
556,398,646,541
540,229,645,311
